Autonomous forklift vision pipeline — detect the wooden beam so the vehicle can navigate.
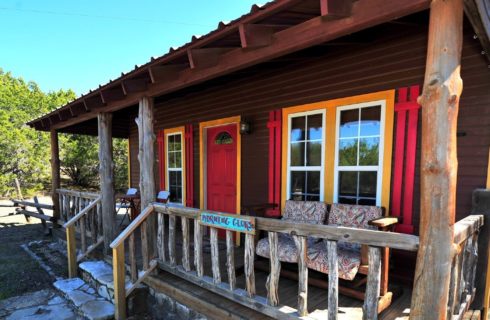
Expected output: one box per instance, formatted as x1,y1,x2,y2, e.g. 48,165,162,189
50,129,60,222
410,0,464,319
148,64,187,83
464,0,490,62
83,99,89,112
239,24,285,49
121,81,127,96
47,0,430,131
320,0,354,18
136,97,156,258
98,112,116,253
100,91,106,105
187,48,231,69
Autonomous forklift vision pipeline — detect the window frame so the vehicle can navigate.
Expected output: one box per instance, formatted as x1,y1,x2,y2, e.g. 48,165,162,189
333,100,386,206
286,109,326,202
164,127,186,206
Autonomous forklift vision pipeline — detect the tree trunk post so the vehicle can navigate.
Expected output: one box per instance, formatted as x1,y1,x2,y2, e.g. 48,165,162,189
50,128,61,223
410,0,464,319
98,112,116,253
137,96,157,258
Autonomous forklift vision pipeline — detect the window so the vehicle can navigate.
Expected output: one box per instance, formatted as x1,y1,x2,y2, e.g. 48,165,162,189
215,132,233,145
334,101,385,206
166,132,184,204
287,111,325,201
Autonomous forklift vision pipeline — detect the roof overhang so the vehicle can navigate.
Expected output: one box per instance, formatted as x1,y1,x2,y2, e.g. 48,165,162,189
28,0,438,132
464,0,490,60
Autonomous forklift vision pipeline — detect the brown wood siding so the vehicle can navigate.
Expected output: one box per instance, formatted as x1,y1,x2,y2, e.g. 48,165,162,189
128,20,490,232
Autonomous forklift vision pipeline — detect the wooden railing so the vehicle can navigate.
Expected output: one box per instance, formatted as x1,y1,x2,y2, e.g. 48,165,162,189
447,215,483,320
111,203,420,320
110,205,159,320
59,189,103,278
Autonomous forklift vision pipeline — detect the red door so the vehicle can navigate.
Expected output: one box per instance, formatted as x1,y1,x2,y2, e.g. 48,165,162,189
206,124,238,237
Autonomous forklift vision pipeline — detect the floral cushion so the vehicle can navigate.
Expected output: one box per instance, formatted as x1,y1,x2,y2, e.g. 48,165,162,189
328,204,382,251
256,233,299,263
282,200,328,224
307,240,361,281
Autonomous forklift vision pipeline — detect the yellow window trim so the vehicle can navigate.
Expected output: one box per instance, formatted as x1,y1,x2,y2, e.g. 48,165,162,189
163,126,186,206
281,90,395,214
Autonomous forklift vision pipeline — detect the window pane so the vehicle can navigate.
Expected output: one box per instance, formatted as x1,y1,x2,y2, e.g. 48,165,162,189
291,116,306,142
358,198,376,206
306,171,320,195
338,197,357,205
339,139,358,166
168,135,175,151
339,171,357,197
170,186,182,203
290,171,306,198
340,109,359,138
290,142,305,166
359,171,377,198
307,114,323,140
359,137,379,166
306,195,320,201
307,141,321,166
360,106,381,136
175,151,182,168
175,170,182,186
173,134,182,150
169,171,178,186
168,152,176,168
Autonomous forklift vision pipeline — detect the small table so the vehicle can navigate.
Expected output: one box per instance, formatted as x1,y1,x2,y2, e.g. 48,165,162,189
116,194,141,220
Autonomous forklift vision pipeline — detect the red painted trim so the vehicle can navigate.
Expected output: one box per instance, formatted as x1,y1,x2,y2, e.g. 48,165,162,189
185,124,195,207
157,131,166,191
267,110,282,217
392,85,420,234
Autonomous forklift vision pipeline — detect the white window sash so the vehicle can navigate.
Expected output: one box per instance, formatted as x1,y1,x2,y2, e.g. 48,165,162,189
166,132,184,205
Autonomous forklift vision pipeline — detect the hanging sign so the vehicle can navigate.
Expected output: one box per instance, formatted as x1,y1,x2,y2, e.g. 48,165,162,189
199,212,255,235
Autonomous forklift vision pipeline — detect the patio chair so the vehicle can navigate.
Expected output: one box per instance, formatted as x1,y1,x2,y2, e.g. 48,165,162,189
117,188,138,226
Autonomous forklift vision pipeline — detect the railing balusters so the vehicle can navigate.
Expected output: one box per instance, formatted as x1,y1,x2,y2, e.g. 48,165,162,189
157,211,166,262
80,217,87,254
90,206,96,245
363,246,381,320
326,240,338,320
194,219,203,277
169,215,176,266
210,227,221,284
64,195,70,221
267,231,280,306
129,232,137,283
244,233,256,298
97,201,103,237
141,220,149,270
293,235,308,317
447,249,461,318
182,217,191,271
226,230,236,291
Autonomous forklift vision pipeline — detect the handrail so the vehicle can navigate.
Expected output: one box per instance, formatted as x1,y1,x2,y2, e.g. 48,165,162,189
110,205,155,248
153,203,420,252
56,188,100,199
11,199,54,210
453,215,484,245
63,196,101,228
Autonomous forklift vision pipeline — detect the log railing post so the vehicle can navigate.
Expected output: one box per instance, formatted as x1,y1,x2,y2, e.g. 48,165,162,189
66,225,77,278
327,240,338,320
50,129,60,223
363,246,381,320
294,235,308,317
267,231,280,307
194,219,203,277
98,112,116,253
410,0,464,318
136,96,157,259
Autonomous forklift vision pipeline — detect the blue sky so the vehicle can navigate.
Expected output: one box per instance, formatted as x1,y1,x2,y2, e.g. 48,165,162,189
0,1,259,95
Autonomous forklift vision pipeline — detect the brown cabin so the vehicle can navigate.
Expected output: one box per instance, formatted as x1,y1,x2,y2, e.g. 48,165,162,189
27,0,490,319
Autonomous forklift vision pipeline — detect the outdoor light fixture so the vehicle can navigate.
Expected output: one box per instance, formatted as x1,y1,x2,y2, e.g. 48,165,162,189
240,120,251,135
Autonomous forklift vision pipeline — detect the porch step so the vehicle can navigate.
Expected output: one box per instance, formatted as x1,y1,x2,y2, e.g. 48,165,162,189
53,277,114,320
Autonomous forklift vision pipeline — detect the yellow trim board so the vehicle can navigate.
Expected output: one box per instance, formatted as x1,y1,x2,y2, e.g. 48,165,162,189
281,90,395,214
199,116,241,245
163,126,186,206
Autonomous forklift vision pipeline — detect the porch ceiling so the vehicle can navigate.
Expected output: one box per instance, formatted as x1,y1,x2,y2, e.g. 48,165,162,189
26,0,436,134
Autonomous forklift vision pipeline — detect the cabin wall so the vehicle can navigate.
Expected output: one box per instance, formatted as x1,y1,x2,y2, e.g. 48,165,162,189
128,23,490,233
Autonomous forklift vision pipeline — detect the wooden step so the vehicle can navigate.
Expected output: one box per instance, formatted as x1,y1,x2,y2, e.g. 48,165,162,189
144,270,274,320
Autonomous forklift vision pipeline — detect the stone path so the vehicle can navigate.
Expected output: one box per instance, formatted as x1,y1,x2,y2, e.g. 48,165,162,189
0,289,77,320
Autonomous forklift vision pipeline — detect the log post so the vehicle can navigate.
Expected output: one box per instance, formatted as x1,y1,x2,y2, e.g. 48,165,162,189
98,112,116,253
410,0,464,319
136,96,157,259
50,129,60,223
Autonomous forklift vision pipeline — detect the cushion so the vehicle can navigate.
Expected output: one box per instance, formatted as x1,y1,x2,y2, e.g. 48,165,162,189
307,240,361,281
256,233,299,263
282,200,328,224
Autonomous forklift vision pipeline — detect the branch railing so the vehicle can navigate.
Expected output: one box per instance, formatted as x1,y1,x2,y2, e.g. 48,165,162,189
111,203,421,320
447,215,483,320
110,205,159,320
58,189,103,278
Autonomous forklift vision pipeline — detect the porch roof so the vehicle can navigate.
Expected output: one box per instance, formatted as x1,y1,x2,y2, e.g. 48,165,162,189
26,0,489,136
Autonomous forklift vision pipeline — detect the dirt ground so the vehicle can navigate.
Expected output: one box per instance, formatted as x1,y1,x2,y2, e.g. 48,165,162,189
0,198,58,300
